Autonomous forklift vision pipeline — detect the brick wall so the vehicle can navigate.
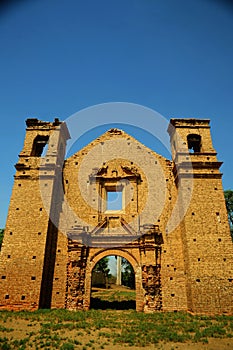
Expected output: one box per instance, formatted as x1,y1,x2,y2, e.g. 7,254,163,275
0,118,232,314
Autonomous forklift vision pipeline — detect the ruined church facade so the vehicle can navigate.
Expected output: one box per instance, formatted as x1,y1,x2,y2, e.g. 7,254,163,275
0,117,232,314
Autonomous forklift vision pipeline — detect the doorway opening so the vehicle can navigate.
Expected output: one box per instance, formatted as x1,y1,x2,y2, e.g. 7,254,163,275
90,255,136,310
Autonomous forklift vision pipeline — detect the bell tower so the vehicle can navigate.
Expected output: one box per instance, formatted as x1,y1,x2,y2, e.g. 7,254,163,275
0,118,70,310
168,119,233,314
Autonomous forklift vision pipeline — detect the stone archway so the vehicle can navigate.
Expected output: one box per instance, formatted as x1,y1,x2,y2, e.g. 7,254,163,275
84,248,144,312
66,227,163,313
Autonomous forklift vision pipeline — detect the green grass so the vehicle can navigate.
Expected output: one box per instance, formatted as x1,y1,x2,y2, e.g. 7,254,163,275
0,309,233,349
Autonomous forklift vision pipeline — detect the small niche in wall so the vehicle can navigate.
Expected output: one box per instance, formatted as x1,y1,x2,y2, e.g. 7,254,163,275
196,279,201,282
216,212,221,223
21,295,26,300
1,276,6,279
5,295,9,299
31,276,36,280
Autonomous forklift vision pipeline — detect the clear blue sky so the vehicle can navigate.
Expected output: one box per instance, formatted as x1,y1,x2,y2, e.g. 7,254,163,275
0,0,233,228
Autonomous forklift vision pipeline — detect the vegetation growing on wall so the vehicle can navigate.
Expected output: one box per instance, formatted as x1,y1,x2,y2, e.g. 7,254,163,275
224,190,233,240
0,229,4,250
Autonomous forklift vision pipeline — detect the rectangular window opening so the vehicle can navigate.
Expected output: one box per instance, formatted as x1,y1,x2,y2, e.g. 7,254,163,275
106,190,123,211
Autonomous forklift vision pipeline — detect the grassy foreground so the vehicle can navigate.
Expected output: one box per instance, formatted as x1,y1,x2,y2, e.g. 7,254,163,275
0,289,233,349
1,309,233,349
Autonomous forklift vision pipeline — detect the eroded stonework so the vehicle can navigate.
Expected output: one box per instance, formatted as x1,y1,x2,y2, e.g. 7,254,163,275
0,117,232,314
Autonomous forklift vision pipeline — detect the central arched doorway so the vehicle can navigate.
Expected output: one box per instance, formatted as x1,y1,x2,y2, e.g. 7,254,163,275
91,255,136,310
84,248,143,312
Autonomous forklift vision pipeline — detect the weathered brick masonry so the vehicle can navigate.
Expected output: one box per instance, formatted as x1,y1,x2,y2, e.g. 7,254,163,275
0,117,232,314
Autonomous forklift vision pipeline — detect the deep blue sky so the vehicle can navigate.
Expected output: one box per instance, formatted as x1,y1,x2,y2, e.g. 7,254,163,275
0,0,233,228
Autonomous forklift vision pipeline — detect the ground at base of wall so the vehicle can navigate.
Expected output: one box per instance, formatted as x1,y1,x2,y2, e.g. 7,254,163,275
102,340,233,350
156,339,233,350
0,322,233,350
1,308,233,350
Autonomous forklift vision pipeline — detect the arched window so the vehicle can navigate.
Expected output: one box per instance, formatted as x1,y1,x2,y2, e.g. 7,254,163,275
187,134,201,153
31,135,49,156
